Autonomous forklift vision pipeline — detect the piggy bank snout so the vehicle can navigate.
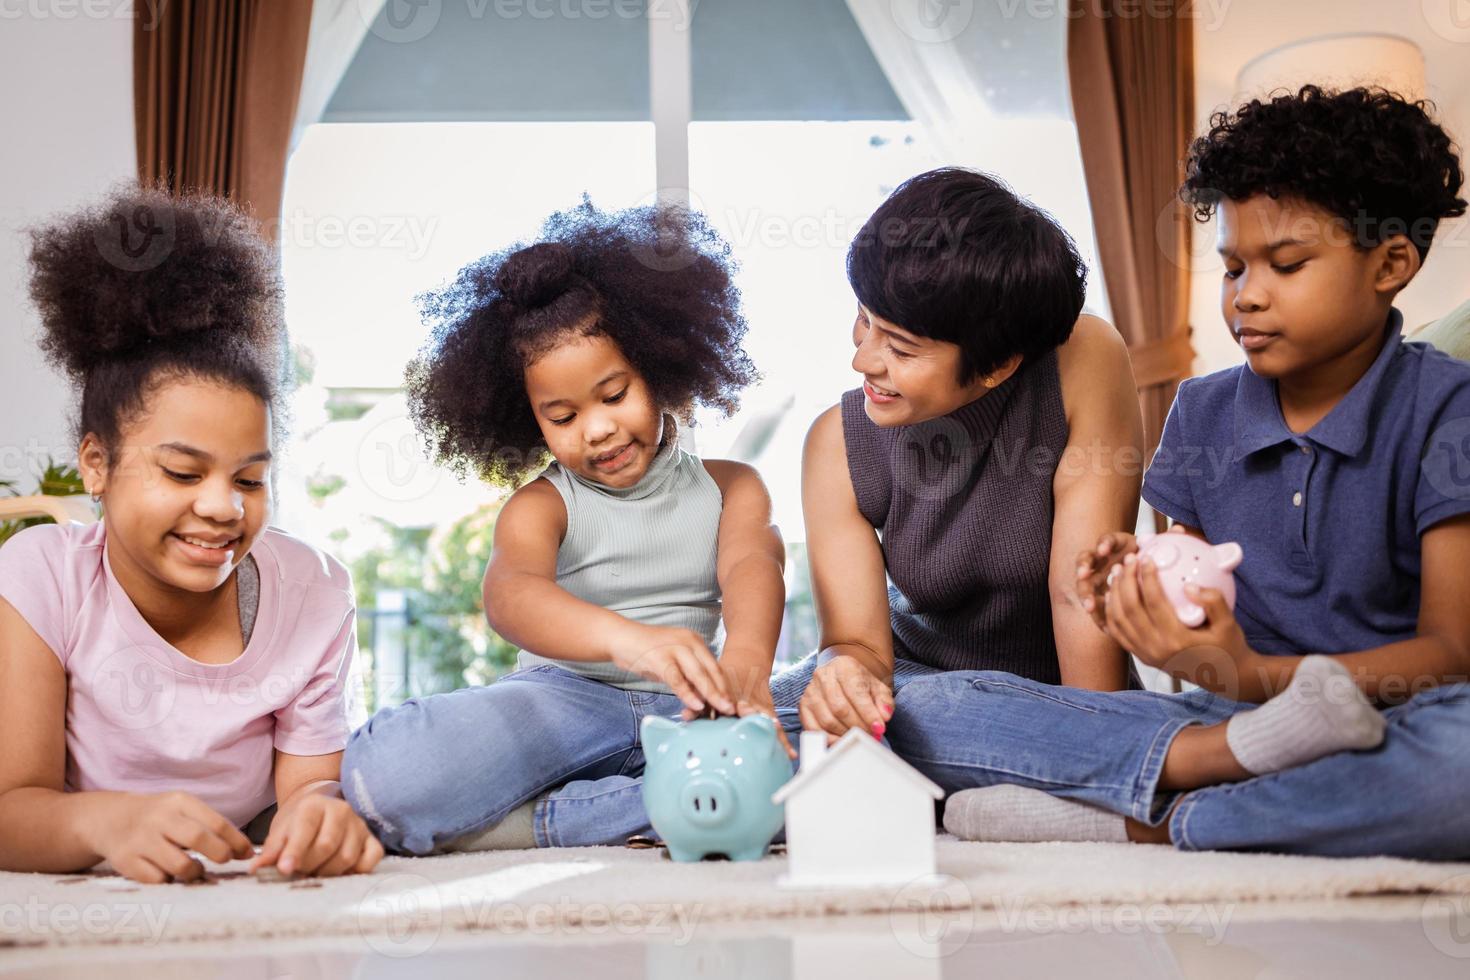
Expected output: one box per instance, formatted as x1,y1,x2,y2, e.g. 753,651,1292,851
679,775,736,827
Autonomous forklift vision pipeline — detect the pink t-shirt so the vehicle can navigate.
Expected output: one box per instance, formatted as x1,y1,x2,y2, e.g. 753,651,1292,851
0,521,357,828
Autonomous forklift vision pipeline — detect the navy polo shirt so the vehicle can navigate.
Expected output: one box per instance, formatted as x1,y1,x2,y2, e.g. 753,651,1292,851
1142,309,1470,656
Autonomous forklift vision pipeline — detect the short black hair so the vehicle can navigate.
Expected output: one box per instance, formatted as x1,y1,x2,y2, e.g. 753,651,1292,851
846,167,1086,384
406,198,758,487
1181,85,1466,262
28,186,286,458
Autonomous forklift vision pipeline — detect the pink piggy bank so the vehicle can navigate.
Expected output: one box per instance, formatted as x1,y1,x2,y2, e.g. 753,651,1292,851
1135,533,1243,627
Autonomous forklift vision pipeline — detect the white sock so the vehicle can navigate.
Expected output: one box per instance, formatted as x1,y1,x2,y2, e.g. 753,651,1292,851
438,797,539,852
1224,655,1386,776
943,784,1128,843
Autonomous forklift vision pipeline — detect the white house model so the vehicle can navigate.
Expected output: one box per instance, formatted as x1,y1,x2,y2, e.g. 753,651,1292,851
774,730,944,889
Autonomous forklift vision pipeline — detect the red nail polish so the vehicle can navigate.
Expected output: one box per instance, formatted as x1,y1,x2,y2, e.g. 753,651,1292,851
881,704,893,718
871,721,886,737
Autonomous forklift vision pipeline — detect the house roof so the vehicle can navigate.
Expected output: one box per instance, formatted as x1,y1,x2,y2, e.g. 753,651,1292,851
772,729,944,805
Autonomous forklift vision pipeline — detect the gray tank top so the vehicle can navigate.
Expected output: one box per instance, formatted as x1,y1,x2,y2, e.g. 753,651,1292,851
841,351,1067,682
515,427,725,691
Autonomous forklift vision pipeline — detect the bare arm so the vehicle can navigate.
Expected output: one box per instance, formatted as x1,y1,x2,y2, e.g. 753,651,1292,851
483,478,733,713
797,404,897,740
702,460,786,695
482,478,643,662
802,404,894,683
1051,315,1144,690
0,598,251,880
0,596,104,872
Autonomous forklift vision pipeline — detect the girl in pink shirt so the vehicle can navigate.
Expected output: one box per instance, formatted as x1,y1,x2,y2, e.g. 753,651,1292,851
0,189,382,883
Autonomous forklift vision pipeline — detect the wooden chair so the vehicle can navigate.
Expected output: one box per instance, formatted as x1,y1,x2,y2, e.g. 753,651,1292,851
0,494,98,526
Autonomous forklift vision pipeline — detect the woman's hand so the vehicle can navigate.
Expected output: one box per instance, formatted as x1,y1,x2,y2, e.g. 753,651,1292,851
249,794,384,878
1104,552,1267,700
89,791,254,884
798,653,894,745
611,624,736,716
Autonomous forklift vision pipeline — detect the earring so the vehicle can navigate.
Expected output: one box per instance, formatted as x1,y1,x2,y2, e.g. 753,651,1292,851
984,377,998,389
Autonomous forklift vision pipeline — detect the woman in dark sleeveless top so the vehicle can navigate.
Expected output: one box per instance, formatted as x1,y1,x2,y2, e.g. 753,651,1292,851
772,168,1144,741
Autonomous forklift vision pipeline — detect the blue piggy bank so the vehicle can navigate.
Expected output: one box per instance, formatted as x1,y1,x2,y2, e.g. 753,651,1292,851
641,714,791,862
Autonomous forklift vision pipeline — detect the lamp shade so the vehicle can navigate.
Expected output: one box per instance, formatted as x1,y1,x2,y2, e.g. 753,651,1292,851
1236,34,1425,102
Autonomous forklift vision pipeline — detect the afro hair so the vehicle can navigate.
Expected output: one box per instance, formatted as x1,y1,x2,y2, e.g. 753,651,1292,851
28,185,286,455
406,198,758,487
1181,85,1466,261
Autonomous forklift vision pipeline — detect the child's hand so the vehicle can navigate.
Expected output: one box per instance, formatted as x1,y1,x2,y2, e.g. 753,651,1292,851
1105,552,1264,699
1075,531,1140,630
250,795,384,878
612,624,736,716
91,791,254,884
682,661,796,759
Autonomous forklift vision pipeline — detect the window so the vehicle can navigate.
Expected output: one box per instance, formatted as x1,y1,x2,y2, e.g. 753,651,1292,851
280,0,1106,705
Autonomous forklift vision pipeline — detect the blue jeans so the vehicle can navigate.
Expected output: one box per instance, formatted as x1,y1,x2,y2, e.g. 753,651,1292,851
342,663,807,854
886,671,1470,860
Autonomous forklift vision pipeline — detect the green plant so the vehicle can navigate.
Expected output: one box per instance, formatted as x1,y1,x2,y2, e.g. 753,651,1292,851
0,459,90,548
348,504,519,711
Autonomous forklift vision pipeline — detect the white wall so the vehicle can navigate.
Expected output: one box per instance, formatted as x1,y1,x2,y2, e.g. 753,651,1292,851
1189,0,1470,376
0,6,134,485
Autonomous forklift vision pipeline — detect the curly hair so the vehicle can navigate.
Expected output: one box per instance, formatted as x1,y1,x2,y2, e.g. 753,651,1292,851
1181,85,1466,261
28,185,286,455
406,198,757,487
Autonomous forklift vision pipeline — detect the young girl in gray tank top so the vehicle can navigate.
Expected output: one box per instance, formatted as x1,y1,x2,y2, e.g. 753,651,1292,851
340,202,797,855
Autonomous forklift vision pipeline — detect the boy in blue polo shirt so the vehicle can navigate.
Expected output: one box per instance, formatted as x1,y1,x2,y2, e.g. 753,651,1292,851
898,86,1470,859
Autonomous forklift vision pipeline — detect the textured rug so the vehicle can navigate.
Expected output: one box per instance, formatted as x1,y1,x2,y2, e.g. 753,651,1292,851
3,838,1469,949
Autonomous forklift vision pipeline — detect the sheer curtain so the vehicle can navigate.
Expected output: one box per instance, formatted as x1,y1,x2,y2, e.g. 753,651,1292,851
841,0,1111,319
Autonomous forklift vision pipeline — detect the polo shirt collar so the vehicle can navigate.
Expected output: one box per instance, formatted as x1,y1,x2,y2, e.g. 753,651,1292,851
1232,308,1403,462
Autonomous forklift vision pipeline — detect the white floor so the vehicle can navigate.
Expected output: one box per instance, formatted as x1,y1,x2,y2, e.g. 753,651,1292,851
4,894,1469,979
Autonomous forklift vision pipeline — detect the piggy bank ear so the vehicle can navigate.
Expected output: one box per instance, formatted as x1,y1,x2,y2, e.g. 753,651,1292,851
731,714,776,740
641,716,681,753
1213,542,1243,572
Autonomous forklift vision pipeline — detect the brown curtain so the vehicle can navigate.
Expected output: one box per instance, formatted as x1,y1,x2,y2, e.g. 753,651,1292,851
1068,0,1196,529
135,0,314,240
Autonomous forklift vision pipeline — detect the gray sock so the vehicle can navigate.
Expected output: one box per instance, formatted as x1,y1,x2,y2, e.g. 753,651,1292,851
943,784,1128,843
438,798,539,852
1225,655,1386,776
